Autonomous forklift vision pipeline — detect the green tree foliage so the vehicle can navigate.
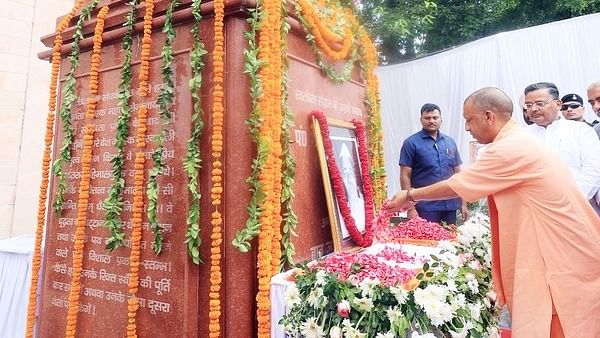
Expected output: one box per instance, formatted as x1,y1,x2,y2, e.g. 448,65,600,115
358,0,600,64
358,0,437,63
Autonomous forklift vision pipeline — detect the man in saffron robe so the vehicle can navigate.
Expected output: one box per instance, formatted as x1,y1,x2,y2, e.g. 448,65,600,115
383,87,600,338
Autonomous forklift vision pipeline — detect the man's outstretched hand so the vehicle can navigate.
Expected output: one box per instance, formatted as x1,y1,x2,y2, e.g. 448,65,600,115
382,190,413,213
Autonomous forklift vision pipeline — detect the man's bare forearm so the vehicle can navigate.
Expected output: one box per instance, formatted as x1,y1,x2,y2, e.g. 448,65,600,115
410,180,458,201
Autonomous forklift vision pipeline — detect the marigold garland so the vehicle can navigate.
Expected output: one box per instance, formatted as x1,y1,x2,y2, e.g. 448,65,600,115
64,6,109,338
255,0,286,334
104,0,137,251
24,2,85,336
296,0,353,61
208,0,225,334
357,28,387,207
52,0,100,214
293,0,358,83
265,0,285,278
127,0,154,336
137,0,155,98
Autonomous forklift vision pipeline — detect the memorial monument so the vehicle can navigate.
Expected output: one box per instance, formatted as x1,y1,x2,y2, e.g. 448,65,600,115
28,0,385,336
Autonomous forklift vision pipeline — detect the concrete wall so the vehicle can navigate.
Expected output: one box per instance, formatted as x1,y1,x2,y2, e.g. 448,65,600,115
0,0,72,238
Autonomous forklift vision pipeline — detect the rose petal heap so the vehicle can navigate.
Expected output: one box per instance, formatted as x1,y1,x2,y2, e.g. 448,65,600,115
377,246,416,263
377,217,456,242
316,250,416,287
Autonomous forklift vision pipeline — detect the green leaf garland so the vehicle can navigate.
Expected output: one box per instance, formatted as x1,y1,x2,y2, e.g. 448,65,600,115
103,0,137,251
147,0,179,255
279,0,298,269
183,0,207,264
232,8,267,252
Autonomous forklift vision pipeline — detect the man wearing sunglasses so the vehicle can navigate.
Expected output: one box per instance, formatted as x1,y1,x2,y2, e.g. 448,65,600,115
524,82,600,215
560,93,598,128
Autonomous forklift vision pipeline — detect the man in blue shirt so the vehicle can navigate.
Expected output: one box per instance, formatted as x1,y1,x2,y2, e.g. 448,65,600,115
399,103,467,224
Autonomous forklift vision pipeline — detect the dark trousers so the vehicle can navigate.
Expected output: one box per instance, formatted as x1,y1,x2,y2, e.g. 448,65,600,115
416,208,457,225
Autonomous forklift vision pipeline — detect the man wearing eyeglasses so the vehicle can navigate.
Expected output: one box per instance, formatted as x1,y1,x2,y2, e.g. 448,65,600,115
560,93,598,127
524,82,600,215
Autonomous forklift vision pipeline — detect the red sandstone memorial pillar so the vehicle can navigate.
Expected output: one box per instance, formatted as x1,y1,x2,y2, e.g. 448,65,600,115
36,0,368,336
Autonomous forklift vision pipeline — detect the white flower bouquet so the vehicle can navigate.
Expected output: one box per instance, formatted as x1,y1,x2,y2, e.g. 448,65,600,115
280,211,499,337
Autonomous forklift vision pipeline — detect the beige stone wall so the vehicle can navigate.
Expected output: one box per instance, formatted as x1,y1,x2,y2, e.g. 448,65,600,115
0,0,72,238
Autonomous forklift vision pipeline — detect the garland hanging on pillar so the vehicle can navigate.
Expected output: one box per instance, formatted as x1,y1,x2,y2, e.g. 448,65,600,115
24,1,85,336
255,0,285,334
64,6,110,337
103,0,138,251
147,0,180,254
357,28,387,207
127,0,155,336
279,0,299,269
208,0,226,334
183,0,208,265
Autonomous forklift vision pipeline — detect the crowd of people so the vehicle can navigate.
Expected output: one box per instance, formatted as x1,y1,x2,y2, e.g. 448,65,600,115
399,81,600,222
386,82,600,337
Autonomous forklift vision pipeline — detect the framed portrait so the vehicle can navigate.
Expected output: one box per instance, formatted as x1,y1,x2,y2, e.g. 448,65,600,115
313,116,368,252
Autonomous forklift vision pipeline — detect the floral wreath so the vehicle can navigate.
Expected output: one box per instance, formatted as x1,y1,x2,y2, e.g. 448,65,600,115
313,111,374,247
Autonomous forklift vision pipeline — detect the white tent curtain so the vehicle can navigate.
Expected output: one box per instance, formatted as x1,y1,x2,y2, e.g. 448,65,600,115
0,235,34,338
377,13,600,196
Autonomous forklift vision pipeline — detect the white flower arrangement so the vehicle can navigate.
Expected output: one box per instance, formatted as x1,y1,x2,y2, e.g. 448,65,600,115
284,284,302,307
280,210,499,337
300,317,325,338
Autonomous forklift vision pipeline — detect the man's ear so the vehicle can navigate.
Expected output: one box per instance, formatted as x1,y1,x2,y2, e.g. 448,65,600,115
485,110,494,124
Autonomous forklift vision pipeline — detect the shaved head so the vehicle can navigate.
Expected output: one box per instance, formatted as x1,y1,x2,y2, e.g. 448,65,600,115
465,87,514,119
463,87,515,144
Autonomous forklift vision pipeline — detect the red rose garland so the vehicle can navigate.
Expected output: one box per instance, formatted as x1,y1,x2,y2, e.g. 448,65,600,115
352,117,376,241
313,111,374,247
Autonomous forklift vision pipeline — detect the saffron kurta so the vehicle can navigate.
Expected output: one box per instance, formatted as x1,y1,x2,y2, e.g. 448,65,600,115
447,120,600,337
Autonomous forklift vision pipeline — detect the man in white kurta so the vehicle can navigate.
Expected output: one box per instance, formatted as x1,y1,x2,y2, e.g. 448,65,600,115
524,82,600,213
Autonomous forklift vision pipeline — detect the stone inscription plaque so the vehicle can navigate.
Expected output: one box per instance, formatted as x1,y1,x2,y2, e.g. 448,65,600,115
39,23,198,338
